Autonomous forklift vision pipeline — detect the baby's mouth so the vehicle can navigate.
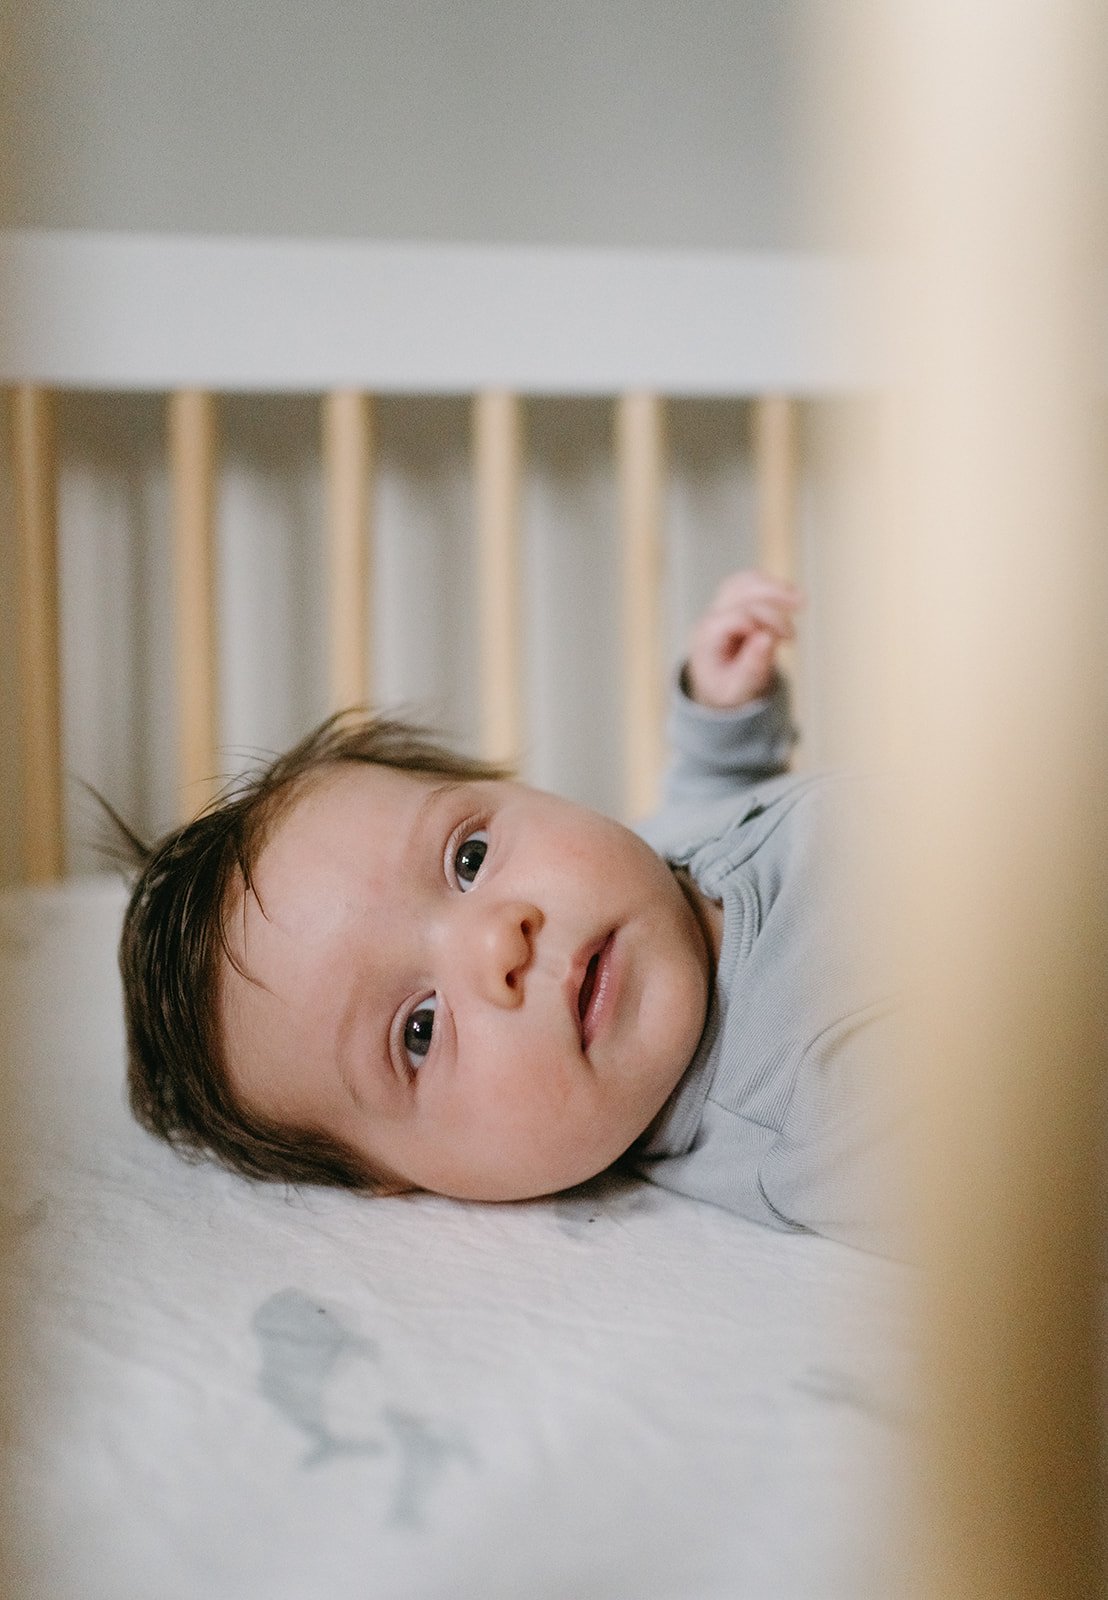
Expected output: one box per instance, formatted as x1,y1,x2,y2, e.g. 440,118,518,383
576,931,617,1050
578,951,601,1024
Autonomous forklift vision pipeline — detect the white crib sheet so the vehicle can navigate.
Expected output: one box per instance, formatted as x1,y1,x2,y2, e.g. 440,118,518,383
0,878,914,1600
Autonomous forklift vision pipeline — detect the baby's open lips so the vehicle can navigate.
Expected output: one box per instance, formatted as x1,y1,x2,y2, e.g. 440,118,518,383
568,932,617,1049
578,951,600,1021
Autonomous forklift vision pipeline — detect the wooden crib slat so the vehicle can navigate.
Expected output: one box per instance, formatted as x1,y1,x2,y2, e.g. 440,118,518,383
872,8,1105,1596
754,394,801,758
616,392,666,819
168,390,219,819
473,391,523,767
323,391,375,711
754,394,798,582
11,386,64,881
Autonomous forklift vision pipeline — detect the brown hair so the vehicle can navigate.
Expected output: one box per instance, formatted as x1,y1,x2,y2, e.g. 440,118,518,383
116,711,509,1190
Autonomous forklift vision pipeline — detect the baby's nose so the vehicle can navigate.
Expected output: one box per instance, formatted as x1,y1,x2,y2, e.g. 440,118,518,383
463,901,542,1006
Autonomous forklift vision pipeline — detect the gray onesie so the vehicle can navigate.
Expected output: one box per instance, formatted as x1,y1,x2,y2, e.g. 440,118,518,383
631,674,908,1258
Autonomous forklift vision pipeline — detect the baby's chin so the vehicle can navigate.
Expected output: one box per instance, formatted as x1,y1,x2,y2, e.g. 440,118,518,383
421,1131,643,1206
425,1162,605,1206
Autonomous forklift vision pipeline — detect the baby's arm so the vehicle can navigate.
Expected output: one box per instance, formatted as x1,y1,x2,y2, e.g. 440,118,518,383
661,571,801,809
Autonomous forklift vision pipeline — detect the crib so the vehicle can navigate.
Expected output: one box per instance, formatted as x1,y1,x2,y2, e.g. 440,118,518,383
0,228,922,1600
2,11,1105,1595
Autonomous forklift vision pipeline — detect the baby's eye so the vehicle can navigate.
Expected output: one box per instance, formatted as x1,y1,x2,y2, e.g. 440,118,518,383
453,829,489,891
403,996,438,1069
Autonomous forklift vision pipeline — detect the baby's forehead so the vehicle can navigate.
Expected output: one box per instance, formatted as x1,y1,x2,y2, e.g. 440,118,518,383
247,762,508,879
218,768,415,973
277,759,447,824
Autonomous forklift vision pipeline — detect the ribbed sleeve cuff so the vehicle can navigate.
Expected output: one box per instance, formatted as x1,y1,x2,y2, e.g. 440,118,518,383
667,667,797,777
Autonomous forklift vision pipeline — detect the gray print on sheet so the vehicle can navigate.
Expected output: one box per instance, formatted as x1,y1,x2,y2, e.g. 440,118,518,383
380,1405,475,1529
253,1288,474,1527
253,1288,382,1468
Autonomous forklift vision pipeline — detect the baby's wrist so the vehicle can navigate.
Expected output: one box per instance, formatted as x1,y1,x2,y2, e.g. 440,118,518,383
678,662,775,714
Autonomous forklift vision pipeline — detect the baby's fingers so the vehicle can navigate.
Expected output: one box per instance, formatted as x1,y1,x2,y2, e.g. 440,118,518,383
711,570,803,613
705,596,796,645
688,625,779,708
704,575,801,639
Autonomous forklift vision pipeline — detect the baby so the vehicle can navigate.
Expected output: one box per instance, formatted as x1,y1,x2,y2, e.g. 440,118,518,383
120,570,903,1254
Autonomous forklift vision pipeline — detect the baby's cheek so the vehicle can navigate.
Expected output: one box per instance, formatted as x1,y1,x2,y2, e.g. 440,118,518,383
551,825,609,875
649,938,711,1060
502,1036,582,1126
463,1062,579,1179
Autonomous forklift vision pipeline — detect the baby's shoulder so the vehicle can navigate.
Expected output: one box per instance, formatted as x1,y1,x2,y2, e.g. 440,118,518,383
637,769,844,866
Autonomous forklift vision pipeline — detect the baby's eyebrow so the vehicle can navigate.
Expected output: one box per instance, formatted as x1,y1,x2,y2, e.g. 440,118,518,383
332,778,468,1109
399,778,474,881
410,779,466,845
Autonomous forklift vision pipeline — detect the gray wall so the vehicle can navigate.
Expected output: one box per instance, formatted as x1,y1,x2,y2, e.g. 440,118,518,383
1,0,829,248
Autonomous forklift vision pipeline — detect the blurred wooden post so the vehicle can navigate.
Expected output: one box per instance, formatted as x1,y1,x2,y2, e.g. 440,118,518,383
323,390,375,711
11,386,64,881
616,392,666,819
754,394,801,754
473,391,523,767
870,6,1106,1597
754,394,799,583
168,390,219,819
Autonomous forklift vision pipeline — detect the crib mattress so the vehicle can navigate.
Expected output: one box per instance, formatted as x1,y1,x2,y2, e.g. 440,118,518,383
0,877,913,1600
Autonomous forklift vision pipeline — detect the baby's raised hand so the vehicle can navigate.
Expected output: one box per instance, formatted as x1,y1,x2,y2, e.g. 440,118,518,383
685,571,802,709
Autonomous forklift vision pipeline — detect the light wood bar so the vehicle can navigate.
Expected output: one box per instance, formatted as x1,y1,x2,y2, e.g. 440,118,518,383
11,386,64,881
874,7,1105,1596
754,394,799,583
616,392,666,819
754,394,801,747
323,390,375,710
473,391,523,767
168,390,219,819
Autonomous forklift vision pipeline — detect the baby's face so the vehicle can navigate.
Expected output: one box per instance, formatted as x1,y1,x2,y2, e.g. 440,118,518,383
219,764,720,1202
